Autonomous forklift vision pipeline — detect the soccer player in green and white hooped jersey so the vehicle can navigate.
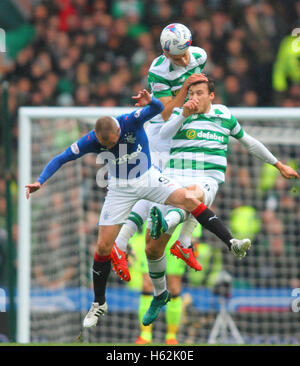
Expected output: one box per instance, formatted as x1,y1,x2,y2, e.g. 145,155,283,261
142,77,298,327
111,24,209,344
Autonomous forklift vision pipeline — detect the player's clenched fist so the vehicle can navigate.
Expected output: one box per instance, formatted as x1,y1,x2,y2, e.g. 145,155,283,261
182,99,199,117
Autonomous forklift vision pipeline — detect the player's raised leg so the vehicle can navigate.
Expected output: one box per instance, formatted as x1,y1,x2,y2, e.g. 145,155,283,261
165,187,252,259
112,199,151,281
170,215,202,271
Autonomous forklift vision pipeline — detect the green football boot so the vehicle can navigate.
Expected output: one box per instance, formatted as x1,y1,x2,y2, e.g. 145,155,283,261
150,206,168,240
142,290,171,326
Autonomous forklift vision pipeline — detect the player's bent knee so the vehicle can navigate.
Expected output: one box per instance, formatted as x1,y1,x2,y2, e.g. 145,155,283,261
96,239,114,256
185,184,204,202
145,240,164,260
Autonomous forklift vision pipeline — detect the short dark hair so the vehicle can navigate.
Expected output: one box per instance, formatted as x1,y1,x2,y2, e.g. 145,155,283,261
188,77,215,93
95,116,119,141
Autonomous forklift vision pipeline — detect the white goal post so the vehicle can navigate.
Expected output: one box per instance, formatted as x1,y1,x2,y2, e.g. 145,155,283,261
17,107,300,344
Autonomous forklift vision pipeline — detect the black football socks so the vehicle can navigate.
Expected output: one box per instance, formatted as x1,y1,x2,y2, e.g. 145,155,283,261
191,203,232,250
92,252,111,305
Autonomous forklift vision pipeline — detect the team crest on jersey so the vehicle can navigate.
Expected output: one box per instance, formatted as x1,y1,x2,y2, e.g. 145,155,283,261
123,132,136,144
103,211,110,220
71,142,80,154
134,110,141,118
214,117,222,126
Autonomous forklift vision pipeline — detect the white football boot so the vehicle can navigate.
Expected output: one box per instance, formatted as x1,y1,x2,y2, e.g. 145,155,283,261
83,302,108,328
230,238,251,259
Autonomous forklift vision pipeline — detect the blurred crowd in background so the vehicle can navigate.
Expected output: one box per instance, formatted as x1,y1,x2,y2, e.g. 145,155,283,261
0,0,300,120
0,0,300,285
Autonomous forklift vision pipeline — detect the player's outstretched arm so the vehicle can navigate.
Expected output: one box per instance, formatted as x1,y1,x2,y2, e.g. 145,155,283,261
274,161,299,180
238,132,299,180
25,181,41,199
127,89,164,127
25,132,96,199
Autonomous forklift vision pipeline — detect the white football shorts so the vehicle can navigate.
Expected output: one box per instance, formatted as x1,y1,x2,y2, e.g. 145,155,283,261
146,175,219,231
98,166,182,226
167,175,219,208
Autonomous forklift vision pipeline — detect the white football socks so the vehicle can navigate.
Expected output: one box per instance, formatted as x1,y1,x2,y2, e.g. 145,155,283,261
165,208,188,234
147,254,167,296
177,216,198,248
115,199,151,252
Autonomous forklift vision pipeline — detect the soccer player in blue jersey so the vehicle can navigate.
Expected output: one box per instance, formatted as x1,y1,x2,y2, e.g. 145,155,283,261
26,89,257,328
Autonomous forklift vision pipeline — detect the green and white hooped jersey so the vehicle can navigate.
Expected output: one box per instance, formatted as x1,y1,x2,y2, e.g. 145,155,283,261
148,46,207,123
164,104,245,184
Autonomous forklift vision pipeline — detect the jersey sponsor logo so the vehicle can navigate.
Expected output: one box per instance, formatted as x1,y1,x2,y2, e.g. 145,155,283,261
71,142,80,154
112,144,143,165
186,129,197,139
185,129,224,142
197,130,224,142
151,82,168,92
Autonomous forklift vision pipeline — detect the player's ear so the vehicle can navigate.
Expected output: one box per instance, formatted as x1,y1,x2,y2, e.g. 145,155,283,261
210,92,215,101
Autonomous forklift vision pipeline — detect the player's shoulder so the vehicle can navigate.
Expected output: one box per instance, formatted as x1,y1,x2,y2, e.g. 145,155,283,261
211,104,235,120
81,129,98,142
189,46,207,64
149,54,170,77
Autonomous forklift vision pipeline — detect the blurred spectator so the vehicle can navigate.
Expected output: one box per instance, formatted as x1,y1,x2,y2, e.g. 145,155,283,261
230,205,261,242
242,90,259,107
223,74,242,106
1,0,298,122
240,3,282,105
272,35,300,105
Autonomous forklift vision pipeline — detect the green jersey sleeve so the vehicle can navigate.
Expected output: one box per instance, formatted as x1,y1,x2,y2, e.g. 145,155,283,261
230,115,244,139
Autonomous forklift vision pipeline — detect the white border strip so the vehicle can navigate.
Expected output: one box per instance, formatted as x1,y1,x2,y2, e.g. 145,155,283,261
18,107,300,120
17,109,32,343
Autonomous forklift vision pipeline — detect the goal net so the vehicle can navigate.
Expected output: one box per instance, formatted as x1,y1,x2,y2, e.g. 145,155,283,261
17,107,300,344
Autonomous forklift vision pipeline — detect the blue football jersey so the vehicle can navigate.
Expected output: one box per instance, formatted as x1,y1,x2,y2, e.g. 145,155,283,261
37,98,164,184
